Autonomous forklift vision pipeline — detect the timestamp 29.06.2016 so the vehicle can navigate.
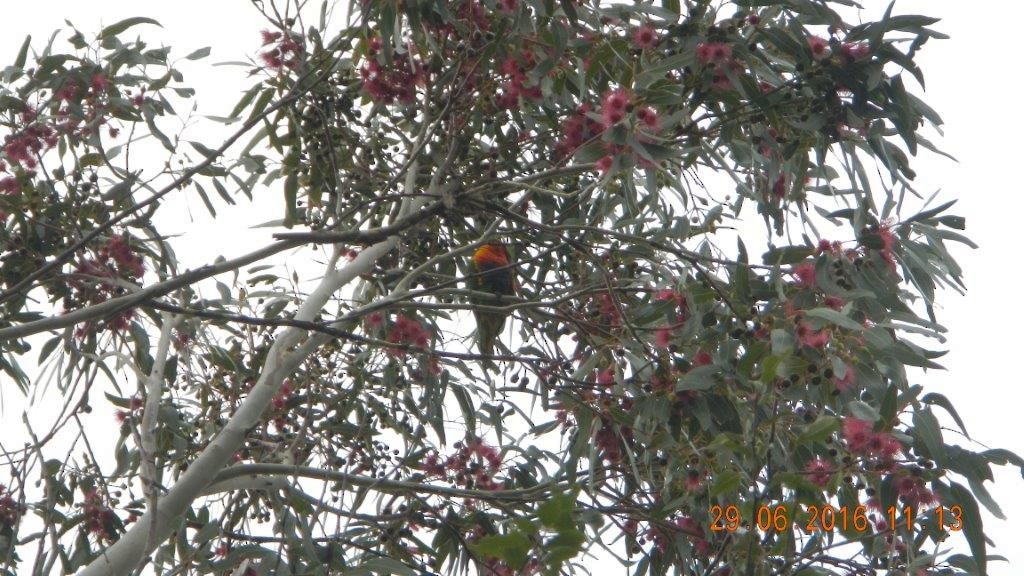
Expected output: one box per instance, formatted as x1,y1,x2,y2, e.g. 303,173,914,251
709,504,964,534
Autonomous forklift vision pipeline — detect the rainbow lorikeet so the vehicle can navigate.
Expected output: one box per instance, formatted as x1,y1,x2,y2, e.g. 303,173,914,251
471,242,515,358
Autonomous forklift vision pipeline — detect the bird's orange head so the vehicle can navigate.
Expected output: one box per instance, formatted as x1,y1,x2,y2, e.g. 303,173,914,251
472,243,510,269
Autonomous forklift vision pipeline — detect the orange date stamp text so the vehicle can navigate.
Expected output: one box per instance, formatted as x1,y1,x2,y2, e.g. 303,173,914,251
709,504,963,534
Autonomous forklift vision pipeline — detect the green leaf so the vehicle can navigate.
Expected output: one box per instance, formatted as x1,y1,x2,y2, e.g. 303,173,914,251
804,307,864,331
921,392,968,437
676,364,719,391
710,469,742,497
184,46,211,60
796,416,839,446
211,178,235,205
472,531,531,570
949,482,986,576
283,173,298,228
847,400,880,423
14,35,31,69
189,141,220,160
966,477,1005,520
99,17,161,40
38,335,62,363
912,408,944,465
194,182,217,217
762,245,814,265
538,492,575,531
144,107,175,152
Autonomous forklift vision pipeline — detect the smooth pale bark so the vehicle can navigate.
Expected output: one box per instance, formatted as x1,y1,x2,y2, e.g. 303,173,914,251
77,221,417,576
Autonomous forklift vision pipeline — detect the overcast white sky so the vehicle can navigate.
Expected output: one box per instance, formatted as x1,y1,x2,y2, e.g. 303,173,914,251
3,1,1022,573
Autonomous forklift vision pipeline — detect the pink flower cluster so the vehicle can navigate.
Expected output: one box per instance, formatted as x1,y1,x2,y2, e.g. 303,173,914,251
807,36,829,60
422,438,504,490
840,42,870,63
590,90,666,174
877,220,898,271
636,106,660,133
596,291,622,327
595,414,635,463
0,485,22,529
631,25,659,50
653,288,690,349
893,473,936,508
648,516,710,556
796,321,830,348
259,30,303,70
386,314,430,356
114,396,144,423
600,88,631,127
696,42,732,65
791,261,817,288
360,53,425,104
496,50,543,109
2,112,58,171
654,326,674,349
82,489,119,542
271,379,294,411
842,417,901,459
68,235,146,335
833,363,857,391
696,41,742,91
554,103,604,159
805,457,833,487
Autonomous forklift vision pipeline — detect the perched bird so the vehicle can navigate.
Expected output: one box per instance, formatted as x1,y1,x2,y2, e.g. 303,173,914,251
471,242,515,358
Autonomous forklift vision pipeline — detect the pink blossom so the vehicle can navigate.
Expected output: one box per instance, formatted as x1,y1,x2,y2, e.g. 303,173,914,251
636,106,660,132
386,314,430,356
867,433,901,459
693,350,713,367
496,0,518,14
596,155,614,175
654,326,673,349
655,288,689,321
90,73,110,94
0,177,20,196
597,367,615,388
824,295,844,310
833,363,856,391
796,321,830,348
261,30,282,46
361,55,425,104
685,469,703,491
894,474,935,508
56,82,79,102
817,239,842,254
842,417,872,453
771,174,787,198
878,220,898,271
495,85,519,110
622,519,638,536
807,36,829,60
365,312,384,331
696,42,732,65
841,42,870,63
805,457,833,487
631,25,658,50
600,88,631,127
792,262,817,288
